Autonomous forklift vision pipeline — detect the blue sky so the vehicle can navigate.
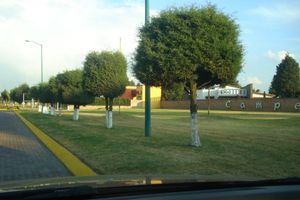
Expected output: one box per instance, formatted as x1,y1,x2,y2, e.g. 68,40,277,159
0,0,299,93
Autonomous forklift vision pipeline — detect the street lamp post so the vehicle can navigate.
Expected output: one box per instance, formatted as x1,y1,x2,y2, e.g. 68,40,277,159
26,40,44,113
145,0,151,137
25,40,43,83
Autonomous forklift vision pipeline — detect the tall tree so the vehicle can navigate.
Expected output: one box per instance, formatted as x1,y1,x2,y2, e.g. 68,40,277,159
30,86,40,101
48,76,59,115
269,55,300,98
56,69,94,120
83,51,128,128
38,83,52,104
1,90,10,104
10,83,30,104
133,5,243,146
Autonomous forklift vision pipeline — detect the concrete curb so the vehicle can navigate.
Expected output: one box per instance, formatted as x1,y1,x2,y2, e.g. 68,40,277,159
15,111,97,177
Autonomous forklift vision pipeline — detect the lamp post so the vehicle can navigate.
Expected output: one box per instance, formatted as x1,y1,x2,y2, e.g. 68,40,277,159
145,0,151,137
25,40,43,83
26,40,43,113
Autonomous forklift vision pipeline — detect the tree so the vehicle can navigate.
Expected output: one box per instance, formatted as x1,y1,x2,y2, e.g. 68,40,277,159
162,82,185,101
56,69,94,120
38,83,52,104
10,83,30,104
269,55,300,98
83,51,128,128
30,85,47,113
48,76,59,115
29,85,40,101
1,90,10,104
133,5,243,146
128,80,136,86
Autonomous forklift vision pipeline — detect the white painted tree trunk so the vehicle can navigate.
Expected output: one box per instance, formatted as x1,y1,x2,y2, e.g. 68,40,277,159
106,110,113,128
38,105,42,112
58,103,62,116
191,112,201,147
105,110,108,127
73,108,80,120
50,106,56,116
67,105,70,111
42,106,48,114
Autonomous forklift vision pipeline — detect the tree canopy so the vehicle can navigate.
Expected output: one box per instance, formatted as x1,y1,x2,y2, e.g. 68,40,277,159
133,5,243,91
1,90,10,102
269,55,300,98
29,85,40,101
10,83,30,103
29,78,58,105
162,82,185,101
56,69,94,107
38,82,52,104
83,51,128,110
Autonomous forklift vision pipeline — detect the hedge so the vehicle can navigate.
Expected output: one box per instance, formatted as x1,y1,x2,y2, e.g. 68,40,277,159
91,97,130,106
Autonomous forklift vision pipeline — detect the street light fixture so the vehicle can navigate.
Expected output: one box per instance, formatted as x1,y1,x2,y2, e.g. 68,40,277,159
25,40,43,83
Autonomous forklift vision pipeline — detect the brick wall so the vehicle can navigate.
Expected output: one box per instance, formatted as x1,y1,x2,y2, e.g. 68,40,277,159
161,98,300,112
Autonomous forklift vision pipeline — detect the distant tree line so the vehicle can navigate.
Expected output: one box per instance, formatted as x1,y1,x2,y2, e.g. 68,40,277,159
3,50,128,127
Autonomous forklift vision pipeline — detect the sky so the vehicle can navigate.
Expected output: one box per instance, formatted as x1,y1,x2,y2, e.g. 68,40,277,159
0,0,299,93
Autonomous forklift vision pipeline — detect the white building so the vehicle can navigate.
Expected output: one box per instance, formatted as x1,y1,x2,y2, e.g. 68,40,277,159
197,84,274,100
197,85,247,100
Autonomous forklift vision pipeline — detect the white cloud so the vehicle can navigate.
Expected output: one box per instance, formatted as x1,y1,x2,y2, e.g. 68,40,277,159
0,0,157,90
249,4,300,22
266,50,296,61
246,76,263,86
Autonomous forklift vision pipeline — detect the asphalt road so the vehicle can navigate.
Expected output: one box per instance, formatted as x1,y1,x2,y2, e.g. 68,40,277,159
0,111,70,182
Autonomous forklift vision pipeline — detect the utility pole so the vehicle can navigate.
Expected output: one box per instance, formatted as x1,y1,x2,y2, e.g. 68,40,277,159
145,0,151,137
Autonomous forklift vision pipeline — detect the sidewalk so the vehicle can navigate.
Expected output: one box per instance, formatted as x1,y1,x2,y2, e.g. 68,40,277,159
0,111,70,182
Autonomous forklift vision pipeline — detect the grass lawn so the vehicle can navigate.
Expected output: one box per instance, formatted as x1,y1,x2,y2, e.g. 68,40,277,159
19,108,300,179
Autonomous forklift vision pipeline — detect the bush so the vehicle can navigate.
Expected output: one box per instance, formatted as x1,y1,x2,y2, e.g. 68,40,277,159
91,97,130,106
0,104,19,110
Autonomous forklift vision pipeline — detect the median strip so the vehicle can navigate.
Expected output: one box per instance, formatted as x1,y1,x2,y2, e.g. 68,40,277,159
15,111,97,177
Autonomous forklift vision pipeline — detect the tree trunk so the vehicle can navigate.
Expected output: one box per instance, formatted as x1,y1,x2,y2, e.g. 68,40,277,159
105,97,109,128
50,103,56,116
106,98,113,128
73,105,80,120
208,87,210,115
31,99,34,109
38,104,42,112
42,103,47,114
190,82,201,147
58,102,62,116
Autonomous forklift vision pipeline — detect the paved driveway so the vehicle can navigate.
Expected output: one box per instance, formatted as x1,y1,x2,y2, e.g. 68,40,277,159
0,111,70,182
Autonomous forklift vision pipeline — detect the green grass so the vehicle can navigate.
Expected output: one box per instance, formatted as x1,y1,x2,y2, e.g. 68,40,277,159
19,109,300,179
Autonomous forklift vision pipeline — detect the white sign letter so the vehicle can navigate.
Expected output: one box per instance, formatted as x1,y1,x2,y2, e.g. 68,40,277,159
225,100,231,108
240,102,246,109
256,102,263,109
294,103,300,110
274,102,281,111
